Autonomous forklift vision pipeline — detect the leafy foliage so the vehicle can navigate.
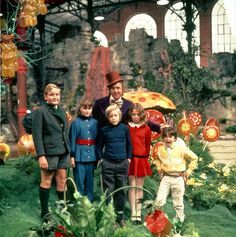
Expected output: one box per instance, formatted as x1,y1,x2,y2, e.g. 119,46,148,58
185,140,236,209
170,54,220,112
225,125,236,133
51,188,116,237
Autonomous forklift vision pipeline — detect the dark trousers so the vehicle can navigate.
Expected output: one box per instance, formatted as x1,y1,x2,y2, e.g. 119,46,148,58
101,159,129,219
73,162,95,202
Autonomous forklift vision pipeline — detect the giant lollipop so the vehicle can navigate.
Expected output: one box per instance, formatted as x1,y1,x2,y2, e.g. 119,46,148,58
146,109,166,141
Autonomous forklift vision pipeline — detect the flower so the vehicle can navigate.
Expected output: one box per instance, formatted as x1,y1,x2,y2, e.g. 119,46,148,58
207,162,216,169
130,63,143,76
218,184,229,192
222,165,231,177
199,173,207,179
186,178,203,187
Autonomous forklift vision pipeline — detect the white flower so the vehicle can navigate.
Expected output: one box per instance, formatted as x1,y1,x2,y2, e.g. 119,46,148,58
200,173,207,179
208,162,215,169
222,165,231,177
218,184,229,192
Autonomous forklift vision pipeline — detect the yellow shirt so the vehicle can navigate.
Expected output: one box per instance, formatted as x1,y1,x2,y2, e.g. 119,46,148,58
153,141,198,177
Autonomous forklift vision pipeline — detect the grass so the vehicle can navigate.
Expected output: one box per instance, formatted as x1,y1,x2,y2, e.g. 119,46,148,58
0,157,236,237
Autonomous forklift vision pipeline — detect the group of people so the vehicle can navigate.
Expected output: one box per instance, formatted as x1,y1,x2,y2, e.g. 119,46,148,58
31,71,198,229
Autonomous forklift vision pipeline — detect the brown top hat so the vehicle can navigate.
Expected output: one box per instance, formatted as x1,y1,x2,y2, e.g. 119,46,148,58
106,71,123,87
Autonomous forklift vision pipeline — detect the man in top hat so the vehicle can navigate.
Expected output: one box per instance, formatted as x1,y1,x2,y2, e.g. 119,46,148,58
92,71,132,128
92,71,162,132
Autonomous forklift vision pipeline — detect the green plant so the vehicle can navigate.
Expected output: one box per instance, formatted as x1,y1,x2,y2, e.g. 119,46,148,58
219,117,228,124
231,94,236,100
130,63,143,76
143,71,163,92
127,79,140,89
185,162,236,209
51,178,116,237
15,154,37,175
225,125,236,133
80,63,88,74
91,36,101,46
76,84,86,96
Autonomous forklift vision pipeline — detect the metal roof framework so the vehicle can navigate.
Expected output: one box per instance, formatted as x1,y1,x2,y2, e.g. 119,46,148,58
35,0,158,46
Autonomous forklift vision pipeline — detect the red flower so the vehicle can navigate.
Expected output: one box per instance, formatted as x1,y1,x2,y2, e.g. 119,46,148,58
54,225,68,237
145,210,170,234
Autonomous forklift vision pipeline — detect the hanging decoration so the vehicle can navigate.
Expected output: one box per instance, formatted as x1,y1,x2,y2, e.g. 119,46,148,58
0,34,19,79
19,0,48,28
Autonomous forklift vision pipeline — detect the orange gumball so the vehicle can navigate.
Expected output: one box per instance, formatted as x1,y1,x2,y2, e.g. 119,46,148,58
17,134,36,156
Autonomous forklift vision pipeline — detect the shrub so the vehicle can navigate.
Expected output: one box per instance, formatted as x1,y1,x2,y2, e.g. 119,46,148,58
225,125,236,133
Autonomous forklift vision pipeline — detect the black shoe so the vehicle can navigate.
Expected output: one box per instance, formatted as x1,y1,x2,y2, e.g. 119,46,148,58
135,220,142,225
118,220,126,229
130,216,142,225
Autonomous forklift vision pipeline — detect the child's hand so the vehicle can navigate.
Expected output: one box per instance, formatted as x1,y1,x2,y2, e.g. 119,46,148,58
38,156,48,170
160,124,169,131
158,170,164,178
70,157,75,168
97,159,102,167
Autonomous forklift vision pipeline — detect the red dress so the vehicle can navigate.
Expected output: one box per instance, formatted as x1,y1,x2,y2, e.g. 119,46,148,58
128,122,152,177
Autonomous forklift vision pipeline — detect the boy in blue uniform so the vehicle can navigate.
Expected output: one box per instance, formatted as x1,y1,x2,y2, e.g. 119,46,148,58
96,104,132,228
69,97,98,202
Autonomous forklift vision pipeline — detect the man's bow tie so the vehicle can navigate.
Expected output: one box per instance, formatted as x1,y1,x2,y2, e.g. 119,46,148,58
110,99,123,108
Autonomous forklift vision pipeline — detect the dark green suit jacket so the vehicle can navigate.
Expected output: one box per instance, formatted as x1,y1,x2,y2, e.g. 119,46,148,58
32,104,70,157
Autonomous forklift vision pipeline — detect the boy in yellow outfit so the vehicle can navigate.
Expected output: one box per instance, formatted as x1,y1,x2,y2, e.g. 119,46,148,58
153,127,198,224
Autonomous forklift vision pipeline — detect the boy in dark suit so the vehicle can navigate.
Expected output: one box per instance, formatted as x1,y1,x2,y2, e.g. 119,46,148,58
32,83,70,220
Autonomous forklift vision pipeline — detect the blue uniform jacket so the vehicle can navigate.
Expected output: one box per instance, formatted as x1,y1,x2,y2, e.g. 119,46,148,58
69,116,98,162
96,123,132,161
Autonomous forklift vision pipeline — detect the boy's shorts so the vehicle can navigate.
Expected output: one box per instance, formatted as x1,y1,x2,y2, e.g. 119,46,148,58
45,153,69,171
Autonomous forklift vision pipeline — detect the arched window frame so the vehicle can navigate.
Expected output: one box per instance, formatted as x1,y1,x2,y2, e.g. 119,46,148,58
93,31,108,47
212,0,236,53
124,13,157,41
164,2,200,53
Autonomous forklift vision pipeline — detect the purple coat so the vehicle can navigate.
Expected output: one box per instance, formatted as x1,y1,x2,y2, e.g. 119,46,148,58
92,96,132,128
92,95,161,133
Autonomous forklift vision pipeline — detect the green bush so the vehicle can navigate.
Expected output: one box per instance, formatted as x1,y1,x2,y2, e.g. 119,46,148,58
225,125,236,133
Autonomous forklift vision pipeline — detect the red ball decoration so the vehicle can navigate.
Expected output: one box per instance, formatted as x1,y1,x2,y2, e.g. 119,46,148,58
145,210,171,235
146,110,166,140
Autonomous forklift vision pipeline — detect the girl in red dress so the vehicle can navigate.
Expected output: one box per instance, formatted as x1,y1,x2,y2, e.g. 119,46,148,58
128,103,152,224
